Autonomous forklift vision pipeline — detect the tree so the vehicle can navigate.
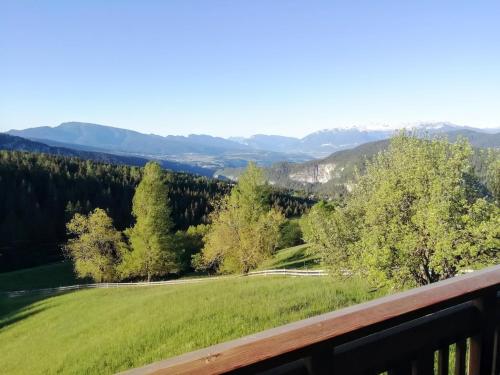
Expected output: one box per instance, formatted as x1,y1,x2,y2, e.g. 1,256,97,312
173,224,209,272
0,149,310,272
278,218,304,249
201,163,284,273
486,150,500,202
304,133,500,288
119,162,177,281
300,200,354,275
65,208,126,282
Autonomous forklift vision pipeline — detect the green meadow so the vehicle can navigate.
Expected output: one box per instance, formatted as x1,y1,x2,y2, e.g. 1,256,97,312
0,245,317,294
0,262,88,292
0,274,384,375
257,244,320,270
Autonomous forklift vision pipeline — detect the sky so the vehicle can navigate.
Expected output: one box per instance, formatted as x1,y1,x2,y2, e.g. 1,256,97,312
1,0,500,138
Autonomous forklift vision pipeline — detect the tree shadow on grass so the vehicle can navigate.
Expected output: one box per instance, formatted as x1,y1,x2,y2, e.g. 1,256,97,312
270,247,320,269
277,258,320,269
278,250,311,263
0,290,73,331
0,305,50,330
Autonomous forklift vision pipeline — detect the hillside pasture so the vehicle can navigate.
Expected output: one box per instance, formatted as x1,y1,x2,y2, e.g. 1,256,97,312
0,261,88,292
258,244,320,270
0,276,384,375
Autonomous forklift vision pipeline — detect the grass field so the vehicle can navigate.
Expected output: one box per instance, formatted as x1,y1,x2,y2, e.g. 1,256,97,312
0,245,319,293
258,244,320,270
0,276,385,374
0,262,88,292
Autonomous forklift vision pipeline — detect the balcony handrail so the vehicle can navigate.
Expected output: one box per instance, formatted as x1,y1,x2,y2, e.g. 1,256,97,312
120,265,500,375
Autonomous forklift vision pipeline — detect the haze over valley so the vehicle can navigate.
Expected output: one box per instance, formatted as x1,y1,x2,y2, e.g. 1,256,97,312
3,121,499,189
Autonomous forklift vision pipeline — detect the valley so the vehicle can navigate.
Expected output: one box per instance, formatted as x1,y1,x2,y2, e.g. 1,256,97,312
6,122,500,179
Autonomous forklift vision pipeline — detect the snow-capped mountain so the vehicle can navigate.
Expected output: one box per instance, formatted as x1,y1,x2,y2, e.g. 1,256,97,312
231,122,500,157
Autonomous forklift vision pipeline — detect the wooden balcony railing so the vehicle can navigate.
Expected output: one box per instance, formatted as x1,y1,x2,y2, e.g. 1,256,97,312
121,265,500,375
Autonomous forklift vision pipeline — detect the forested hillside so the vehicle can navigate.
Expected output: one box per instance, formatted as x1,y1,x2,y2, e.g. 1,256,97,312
0,133,215,176
0,151,313,271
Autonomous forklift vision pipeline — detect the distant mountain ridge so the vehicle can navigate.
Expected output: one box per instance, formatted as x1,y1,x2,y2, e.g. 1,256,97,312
0,133,215,176
231,122,500,157
5,121,500,175
7,122,250,155
7,122,311,169
218,129,500,196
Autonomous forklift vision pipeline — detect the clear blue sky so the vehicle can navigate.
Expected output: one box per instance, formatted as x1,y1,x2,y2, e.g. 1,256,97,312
1,0,499,137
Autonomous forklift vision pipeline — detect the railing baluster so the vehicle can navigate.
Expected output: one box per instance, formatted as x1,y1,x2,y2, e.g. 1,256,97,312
412,352,435,375
304,343,334,375
454,340,467,375
437,346,449,375
469,292,497,375
494,327,500,375
388,362,412,375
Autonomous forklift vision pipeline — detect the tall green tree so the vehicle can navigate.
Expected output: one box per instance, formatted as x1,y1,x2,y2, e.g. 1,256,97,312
486,150,500,202
120,162,177,281
304,133,500,288
174,224,209,272
65,208,126,282
201,163,284,273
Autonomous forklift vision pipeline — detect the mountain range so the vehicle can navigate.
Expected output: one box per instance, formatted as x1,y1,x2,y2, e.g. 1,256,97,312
6,122,311,169
0,133,215,176
231,122,500,157
217,129,500,195
3,121,500,186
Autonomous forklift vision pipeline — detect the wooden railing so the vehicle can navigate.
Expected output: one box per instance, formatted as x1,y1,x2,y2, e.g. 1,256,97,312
121,265,500,375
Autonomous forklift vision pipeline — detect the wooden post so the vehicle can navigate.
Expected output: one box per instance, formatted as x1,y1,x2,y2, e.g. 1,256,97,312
388,362,412,375
469,292,497,375
437,347,449,375
412,352,435,375
455,339,467,375
494,327,500,375
305,343,334,375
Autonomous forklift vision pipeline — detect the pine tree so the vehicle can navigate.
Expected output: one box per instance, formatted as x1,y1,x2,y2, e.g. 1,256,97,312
120,162,177,281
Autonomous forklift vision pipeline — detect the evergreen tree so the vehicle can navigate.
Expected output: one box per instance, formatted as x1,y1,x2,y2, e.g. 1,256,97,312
120,162,177,281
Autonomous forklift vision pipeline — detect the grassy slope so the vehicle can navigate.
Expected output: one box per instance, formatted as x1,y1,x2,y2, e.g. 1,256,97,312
258,244,321,270
0,262,88,292
0,277,384,375
0,245,321,292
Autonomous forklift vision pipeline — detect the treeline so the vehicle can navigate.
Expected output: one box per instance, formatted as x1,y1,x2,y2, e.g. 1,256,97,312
65,135,498,285
0,150,314,271
65,162,300,282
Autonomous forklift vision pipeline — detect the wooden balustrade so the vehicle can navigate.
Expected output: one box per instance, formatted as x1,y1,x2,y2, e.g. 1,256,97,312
121,265,500,375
